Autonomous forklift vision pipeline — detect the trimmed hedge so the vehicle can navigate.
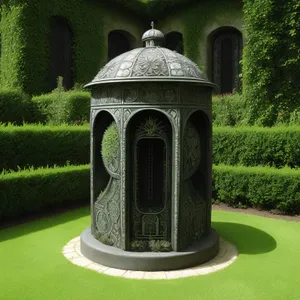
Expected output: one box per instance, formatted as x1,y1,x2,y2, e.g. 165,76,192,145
0,124,90,171
213,164,300,214
3,124,300,171
213,126,300,168
242,0,300,126
0,89,35,124
32,90,90,125
0,165,89,220
1,163,299,220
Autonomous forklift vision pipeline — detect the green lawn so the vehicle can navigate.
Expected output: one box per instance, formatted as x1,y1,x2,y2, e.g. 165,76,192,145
1,207,299,300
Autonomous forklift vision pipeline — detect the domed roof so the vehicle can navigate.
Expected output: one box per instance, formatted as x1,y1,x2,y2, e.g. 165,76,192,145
142,28,164,42
85,24,214,88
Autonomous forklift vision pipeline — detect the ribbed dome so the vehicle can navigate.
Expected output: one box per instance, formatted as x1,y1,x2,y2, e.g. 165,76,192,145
85,47,212,88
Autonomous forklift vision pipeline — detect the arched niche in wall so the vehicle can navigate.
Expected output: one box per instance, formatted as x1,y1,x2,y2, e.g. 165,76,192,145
92,110,116,202
164,31,184,54
177,109,211,250
49,16,74,91
92,110,121,239
108,30,135,61
126,110,173,245
207,27,243,94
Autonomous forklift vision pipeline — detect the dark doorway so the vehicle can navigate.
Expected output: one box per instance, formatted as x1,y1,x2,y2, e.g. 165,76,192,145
165,31,184,54
136,138,166,212
108,30,134,61
49,16,74,91
210,27,242,94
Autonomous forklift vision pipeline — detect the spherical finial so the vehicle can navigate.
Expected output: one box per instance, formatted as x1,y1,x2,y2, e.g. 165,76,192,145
142,22,164,47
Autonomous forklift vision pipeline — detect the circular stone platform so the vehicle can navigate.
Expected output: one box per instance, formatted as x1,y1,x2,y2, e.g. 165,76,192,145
62,235,238,280
80,228,219,271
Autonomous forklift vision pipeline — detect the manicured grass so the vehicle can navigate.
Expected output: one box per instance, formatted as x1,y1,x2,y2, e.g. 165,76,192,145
0,207,299,300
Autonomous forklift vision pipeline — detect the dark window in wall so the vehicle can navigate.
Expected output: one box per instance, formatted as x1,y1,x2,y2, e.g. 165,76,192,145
108,30,134,61
209,27,243,94
165,31,184,54
49,16,74,91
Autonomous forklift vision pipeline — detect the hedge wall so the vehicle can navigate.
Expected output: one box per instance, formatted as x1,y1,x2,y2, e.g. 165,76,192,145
3,124,300,172
213,126,300,168
32,90,90,125
0,124,90,171
0,89,35,124
213,164,300,214
0,165,89,220
1,163,298,220
242,0,300,126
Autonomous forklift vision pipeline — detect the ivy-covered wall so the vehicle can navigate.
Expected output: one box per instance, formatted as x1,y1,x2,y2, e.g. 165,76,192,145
242,0,300,126
159,0,244,78
0,0,144,95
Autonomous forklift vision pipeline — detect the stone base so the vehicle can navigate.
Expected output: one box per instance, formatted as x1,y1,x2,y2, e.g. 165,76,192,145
80,227,219,271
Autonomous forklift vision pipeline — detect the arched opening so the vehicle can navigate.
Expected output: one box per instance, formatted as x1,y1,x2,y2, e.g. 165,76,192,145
179,110,211,249
165,31,184,54
49,16,74,91
92,110,115,202
108,30,135,61
126,110,172,245
207,27,243,94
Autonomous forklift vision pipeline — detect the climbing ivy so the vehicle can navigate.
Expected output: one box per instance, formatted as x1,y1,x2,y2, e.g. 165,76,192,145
0,0,140,95
242,0,300,126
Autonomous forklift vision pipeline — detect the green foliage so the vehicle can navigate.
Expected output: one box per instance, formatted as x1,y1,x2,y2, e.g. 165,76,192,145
130,240,149,252
0,4,26,91
0,0,106,94
0,164,89,220
32,90,90,125
130,240,173,252
0,124,90,171
101,122,119,164
94,233,114,246
0,89,36,124
149,240,172,252
213,126,300,168
242,0,300,126
213,164,300,214
212,94,248,126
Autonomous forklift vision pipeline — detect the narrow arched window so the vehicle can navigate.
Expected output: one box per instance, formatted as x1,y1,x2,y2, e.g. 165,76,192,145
209,27,243,94
49,16,74,91
165,31,184,54
108,30,134,61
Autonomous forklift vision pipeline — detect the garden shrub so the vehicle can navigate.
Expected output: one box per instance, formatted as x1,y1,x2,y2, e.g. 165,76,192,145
0,164,89,220
212,93,248,126
242,0,300,126
0,89,35,124
213,164,300,214
32,90,90,125
0,124,90,171
101,122,119,164
213,126,300,168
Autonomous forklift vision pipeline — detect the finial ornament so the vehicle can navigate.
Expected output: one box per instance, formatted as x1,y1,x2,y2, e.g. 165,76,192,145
151,21,154,29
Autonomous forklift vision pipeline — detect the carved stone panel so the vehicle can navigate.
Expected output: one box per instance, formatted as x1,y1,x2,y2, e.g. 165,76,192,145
91,85,122,106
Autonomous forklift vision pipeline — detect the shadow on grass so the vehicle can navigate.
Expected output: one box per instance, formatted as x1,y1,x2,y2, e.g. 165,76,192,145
0,205,90,243
212,222,277,254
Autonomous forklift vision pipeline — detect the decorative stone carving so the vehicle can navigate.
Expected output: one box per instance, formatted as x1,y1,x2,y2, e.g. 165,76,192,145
183,121,201,180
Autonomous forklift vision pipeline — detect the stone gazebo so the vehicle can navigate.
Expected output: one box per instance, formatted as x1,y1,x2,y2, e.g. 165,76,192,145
81,24,219,271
